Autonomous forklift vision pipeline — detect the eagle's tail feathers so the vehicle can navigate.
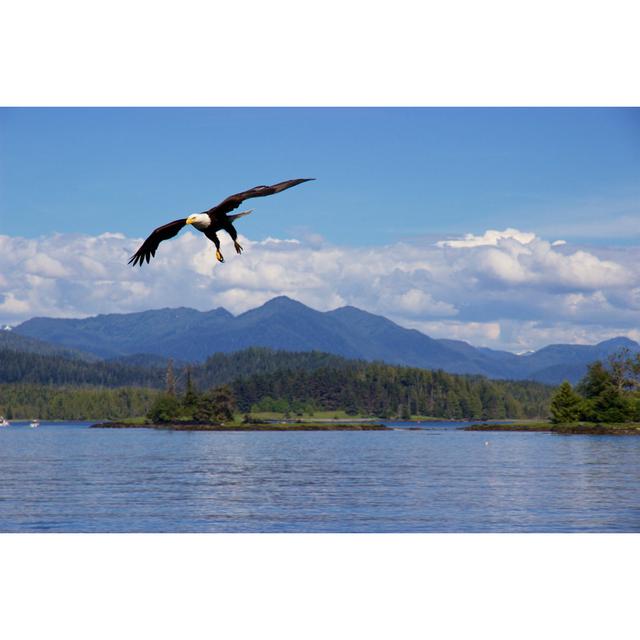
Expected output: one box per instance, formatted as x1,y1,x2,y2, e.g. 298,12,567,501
228,209,253,222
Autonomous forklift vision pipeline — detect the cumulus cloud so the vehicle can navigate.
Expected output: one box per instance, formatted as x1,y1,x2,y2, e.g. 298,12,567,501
0,227,638,352
436,228,537,248
404,319,503,344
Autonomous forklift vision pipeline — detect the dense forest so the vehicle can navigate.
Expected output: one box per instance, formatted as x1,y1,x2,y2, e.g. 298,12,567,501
0,384,159,420
0,346,553,420
0,347,347,388
0,348,164,387
231,363,551,419
191,348,351,389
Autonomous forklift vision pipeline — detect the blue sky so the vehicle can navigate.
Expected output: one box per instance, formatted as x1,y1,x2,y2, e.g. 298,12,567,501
1,107,639,351
2,107,638,244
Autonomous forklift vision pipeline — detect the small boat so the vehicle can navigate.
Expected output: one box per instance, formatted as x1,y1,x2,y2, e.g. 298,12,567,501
0,416,10,427
30,419,40,429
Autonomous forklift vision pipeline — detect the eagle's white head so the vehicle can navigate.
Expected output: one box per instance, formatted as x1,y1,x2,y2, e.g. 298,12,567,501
186,214,211,230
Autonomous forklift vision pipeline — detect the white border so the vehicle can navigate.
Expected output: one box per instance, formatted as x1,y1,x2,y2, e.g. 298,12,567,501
1,1,639,106
1,1,638,637
1,534,638,639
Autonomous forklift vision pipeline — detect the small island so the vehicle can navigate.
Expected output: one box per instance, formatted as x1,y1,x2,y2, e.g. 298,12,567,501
464,350,640,435
462,421,640,435
92,420,389,431
90,373,389,431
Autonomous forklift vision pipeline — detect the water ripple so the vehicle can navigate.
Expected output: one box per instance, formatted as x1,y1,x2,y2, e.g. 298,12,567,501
0,421,639,532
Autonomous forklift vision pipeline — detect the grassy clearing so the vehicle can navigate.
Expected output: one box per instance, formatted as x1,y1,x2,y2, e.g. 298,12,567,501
245,410,366,421
111,416,150,425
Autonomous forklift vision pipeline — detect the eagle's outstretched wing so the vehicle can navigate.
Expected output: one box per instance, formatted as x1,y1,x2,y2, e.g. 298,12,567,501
128,218,187,266
207,178,315,216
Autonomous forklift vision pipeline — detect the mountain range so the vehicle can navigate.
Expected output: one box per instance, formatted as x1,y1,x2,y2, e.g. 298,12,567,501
7,296,639,384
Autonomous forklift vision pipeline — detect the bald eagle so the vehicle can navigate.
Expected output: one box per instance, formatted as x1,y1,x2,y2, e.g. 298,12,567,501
128,178,314,266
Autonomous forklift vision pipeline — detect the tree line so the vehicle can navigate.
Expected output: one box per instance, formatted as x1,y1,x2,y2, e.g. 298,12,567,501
0,384,159,420
0,348,164,387
0,346,348,388
147,361,551,423
230,361,551,419
5,344,637,423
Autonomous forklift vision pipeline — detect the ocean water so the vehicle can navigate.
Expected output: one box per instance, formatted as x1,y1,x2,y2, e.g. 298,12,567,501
0,421,639,532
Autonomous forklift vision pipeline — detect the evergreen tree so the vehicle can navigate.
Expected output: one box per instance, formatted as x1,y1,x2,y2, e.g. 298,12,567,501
211,385,236,421
549,381,582,423
575,359,634,423
576,361,611,399
193,385,236,423
401,399,411,420
581,385,632,423
193,394,216,423
183,366,199,411
147,393,181,423
165,359,176,396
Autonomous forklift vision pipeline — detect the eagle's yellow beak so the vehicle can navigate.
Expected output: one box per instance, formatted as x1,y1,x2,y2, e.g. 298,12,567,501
186,216,195,225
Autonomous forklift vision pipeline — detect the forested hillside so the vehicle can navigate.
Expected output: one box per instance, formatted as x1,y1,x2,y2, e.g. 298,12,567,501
191,348,351,389
0,348,164,387
0,347,348,388
0,330,98,361
0,346,553,420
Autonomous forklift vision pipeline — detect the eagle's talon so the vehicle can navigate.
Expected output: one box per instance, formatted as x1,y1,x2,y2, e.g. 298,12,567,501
216,250,224,263
234,242,243,254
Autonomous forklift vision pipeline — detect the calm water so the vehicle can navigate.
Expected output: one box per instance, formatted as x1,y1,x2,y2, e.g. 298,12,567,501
1,421,639,532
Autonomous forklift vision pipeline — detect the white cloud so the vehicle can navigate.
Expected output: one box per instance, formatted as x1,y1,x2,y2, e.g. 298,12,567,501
403,319,502,344
392,288,458,317
0,292,31,316
436,228,536,248
0,228,638,352
23,254,70,278
475,247,529,284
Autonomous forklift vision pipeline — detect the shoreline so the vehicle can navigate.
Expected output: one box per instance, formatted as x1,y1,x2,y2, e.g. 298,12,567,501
462,422,640,435
91,421,390,432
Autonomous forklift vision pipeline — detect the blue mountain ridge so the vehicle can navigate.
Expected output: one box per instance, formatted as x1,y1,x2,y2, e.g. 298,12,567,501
12,296,640,384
